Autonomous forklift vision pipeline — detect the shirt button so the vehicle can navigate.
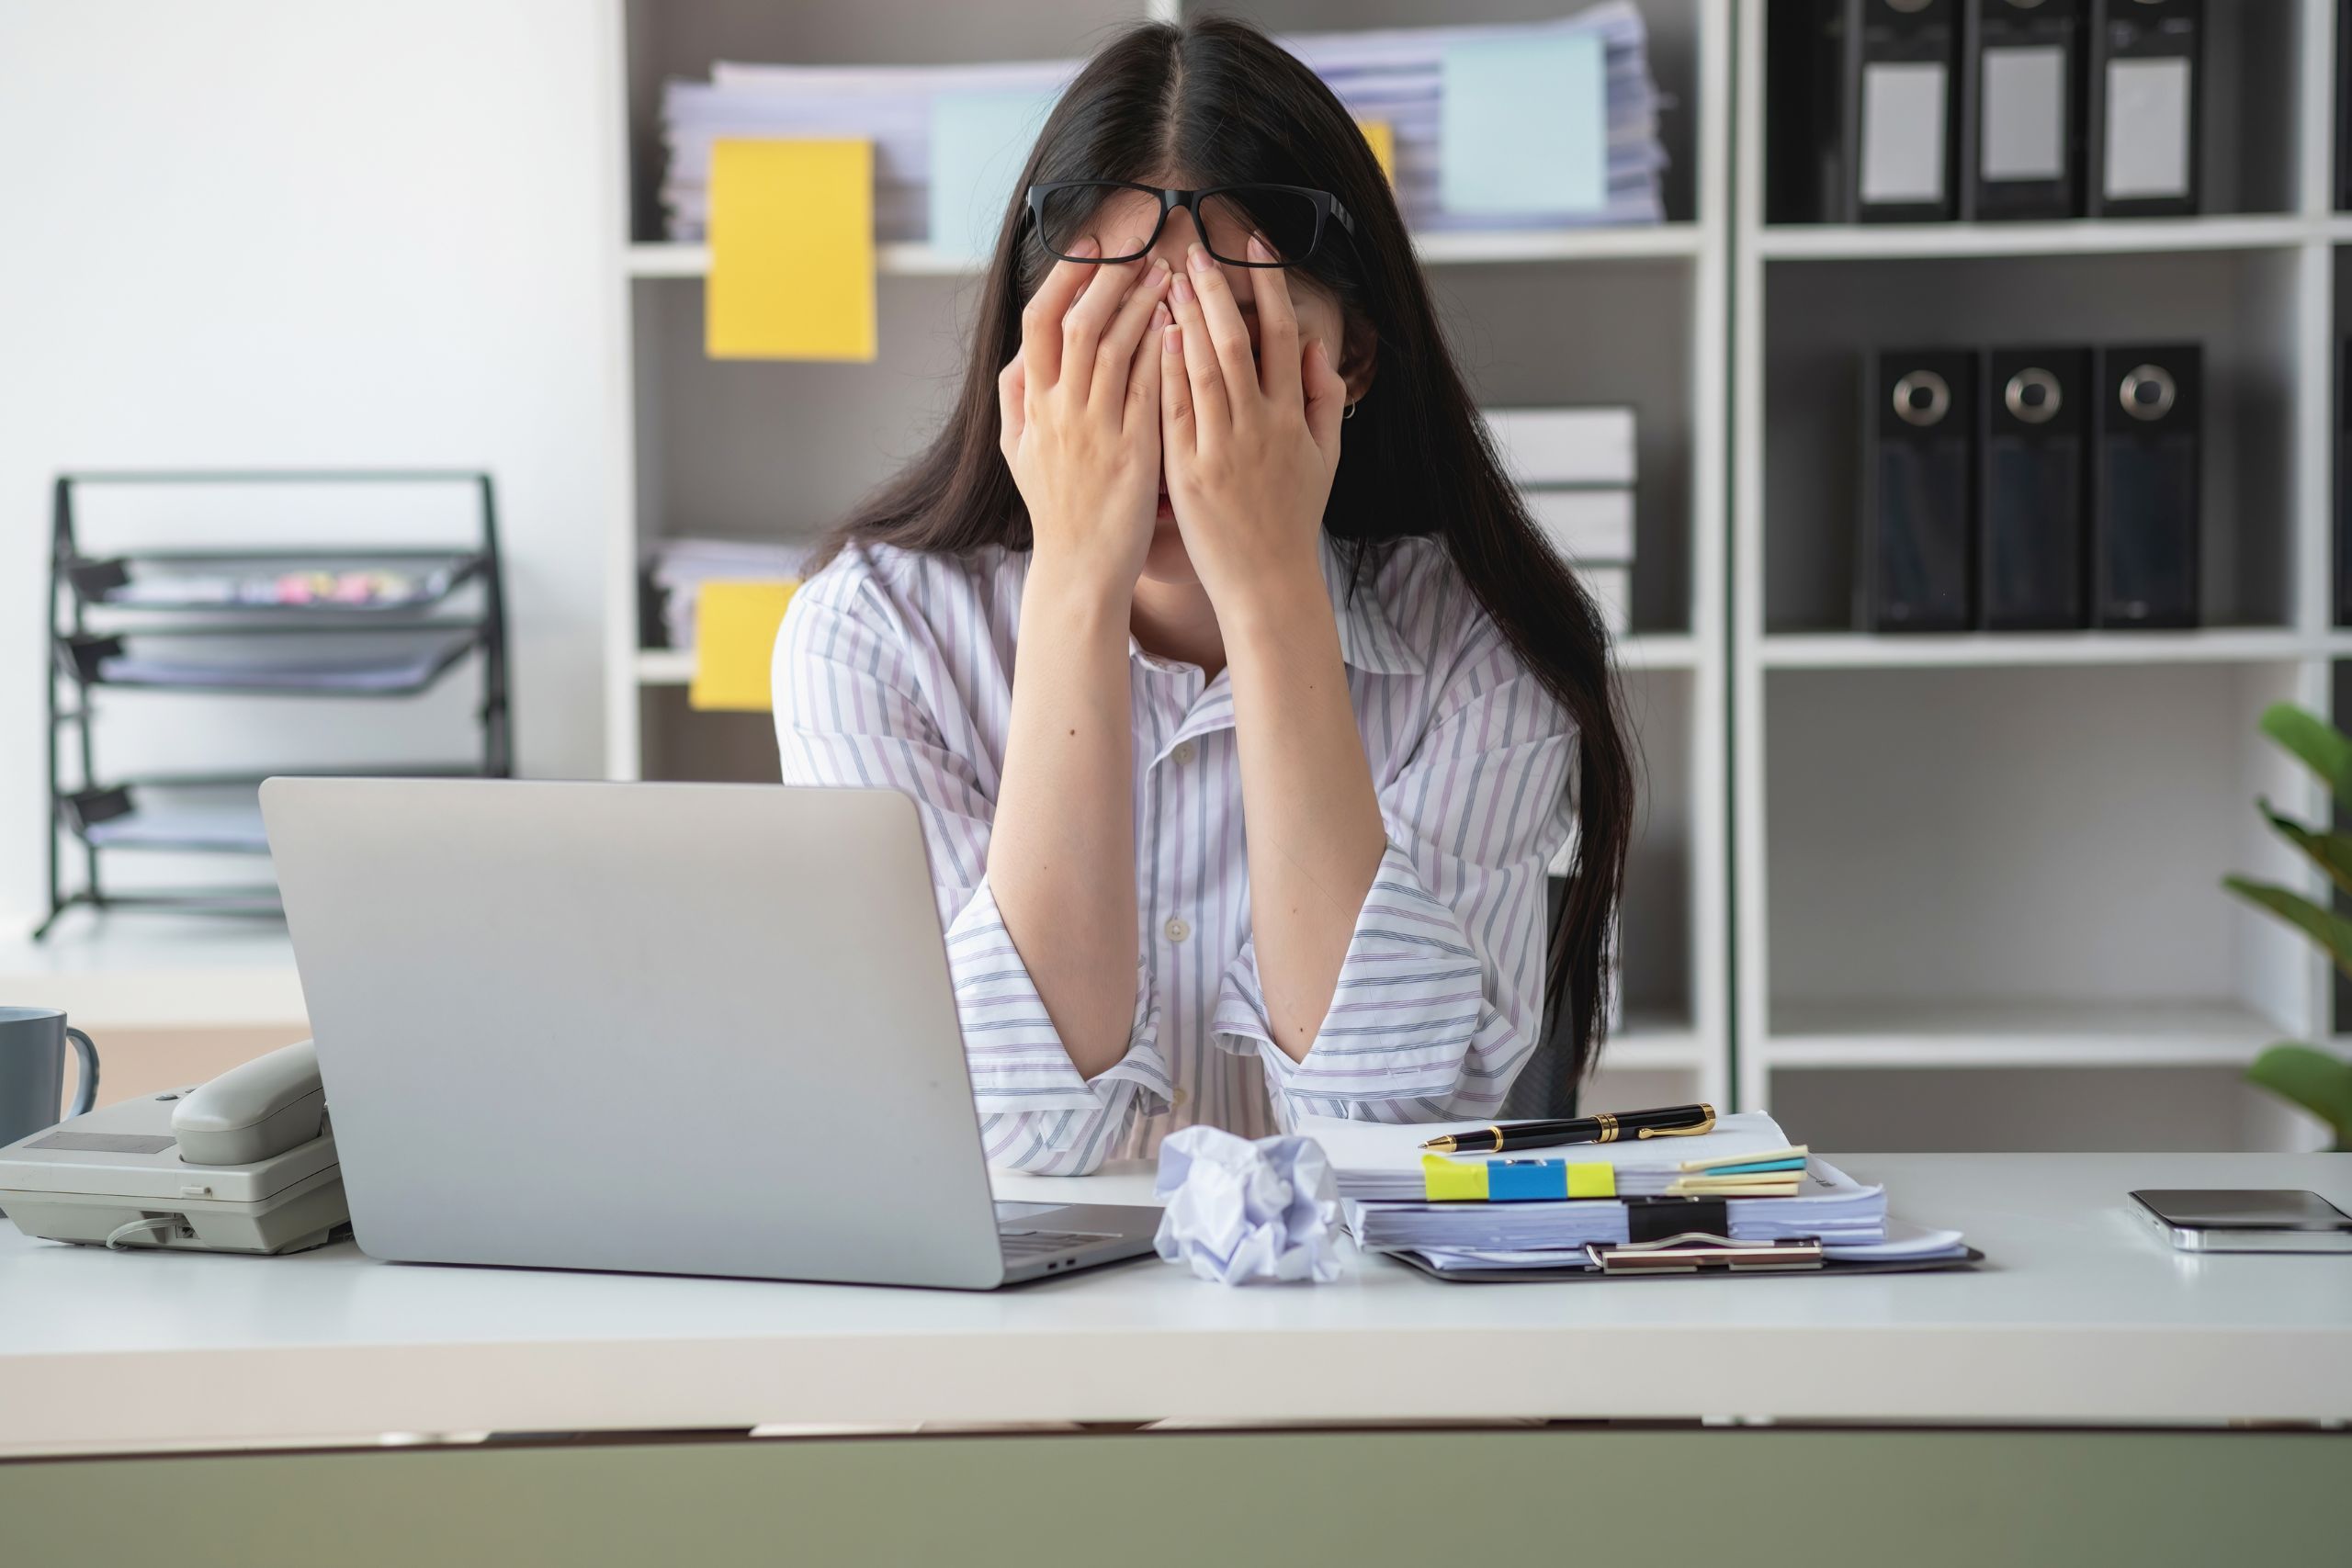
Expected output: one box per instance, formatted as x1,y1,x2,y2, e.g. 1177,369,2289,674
1172,1086,1191,1110
1164,917,1191,943
1170,739,1196,766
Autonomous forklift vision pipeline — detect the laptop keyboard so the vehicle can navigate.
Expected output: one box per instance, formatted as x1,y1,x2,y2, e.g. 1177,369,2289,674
999,1227,1116,1260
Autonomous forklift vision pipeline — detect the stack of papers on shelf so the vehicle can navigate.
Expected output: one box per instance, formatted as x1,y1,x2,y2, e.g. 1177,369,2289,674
661,58,1076,245
1482,406,1636,632
657,3,1665,244
1296,1111,1970,1275
646,537,819,653
1286,3,1666,232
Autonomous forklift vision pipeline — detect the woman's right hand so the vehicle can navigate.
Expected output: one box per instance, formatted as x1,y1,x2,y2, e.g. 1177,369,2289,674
998,237,1172,592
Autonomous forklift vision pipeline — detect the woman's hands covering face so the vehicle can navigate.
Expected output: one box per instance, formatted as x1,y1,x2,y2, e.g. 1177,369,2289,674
1159,236,1349,610
998,236,1173,589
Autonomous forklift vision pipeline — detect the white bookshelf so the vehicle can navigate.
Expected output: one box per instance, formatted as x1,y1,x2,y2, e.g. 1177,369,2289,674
597,0,1735,1109
1730,0,2344,1148
623,221,1710,279
597,0,2349,1146
1759,627,2322,670
1752,212,2325,261
1761,998,2283,1072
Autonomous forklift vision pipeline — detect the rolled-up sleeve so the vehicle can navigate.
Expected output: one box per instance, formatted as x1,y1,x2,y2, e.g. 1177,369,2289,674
1210,634,1577,1126
775,559,1168,1173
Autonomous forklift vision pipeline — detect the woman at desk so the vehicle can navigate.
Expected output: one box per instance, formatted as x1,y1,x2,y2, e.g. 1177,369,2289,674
775,17,1633,1173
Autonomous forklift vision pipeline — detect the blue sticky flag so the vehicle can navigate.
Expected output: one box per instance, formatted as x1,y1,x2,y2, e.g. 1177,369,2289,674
1486,1160,1564,1201
1439,31,1607,217
1698,1156,1811,1176
928,86,1061,262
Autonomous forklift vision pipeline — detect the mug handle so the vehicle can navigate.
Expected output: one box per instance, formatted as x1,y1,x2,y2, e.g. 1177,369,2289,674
64,1027,100,1119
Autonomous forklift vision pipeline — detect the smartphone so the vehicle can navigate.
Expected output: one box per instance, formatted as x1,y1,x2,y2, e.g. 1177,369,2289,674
2130,1190,2352,1254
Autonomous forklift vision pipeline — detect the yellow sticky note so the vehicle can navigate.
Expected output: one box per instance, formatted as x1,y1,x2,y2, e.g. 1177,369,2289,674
1421,1154,1489,1202
689,580,800,713
1565,1165,1616,1199
1355,118,1396,183
707,139,876,362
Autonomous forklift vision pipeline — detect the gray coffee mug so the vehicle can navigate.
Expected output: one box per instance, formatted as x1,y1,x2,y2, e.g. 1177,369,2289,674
0,1007,101,1149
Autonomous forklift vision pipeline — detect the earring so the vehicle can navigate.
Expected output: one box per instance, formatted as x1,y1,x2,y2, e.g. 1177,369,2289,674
1342,400,1359,421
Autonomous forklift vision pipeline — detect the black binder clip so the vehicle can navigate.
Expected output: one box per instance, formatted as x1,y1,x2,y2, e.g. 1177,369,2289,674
1583,1234,1826,1275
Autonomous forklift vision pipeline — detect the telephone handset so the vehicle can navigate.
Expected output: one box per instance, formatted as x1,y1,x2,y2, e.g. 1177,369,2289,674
0,1040,349,1254
172,1041,330,1165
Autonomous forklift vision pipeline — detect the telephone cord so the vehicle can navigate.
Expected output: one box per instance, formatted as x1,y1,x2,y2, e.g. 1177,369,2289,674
104,1215,179,1251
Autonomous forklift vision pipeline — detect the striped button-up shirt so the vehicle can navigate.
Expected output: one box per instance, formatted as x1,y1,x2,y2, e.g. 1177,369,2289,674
774,532,1577,1175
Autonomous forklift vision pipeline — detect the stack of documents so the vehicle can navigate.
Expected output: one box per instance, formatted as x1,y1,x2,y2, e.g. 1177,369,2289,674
1340,1143,1815,1203
1403,1220,1970,1276
657,4,1666,246
1298,1112,1969,1275
661,58,1077,249
646,537,818,654
1285,3,1667,233
1351,1165,1888,1255
1482,406,1636,632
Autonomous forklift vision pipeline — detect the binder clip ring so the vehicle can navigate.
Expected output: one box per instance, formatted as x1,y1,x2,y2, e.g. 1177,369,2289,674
2118,364,2176,422
1891,369,1951,427
2004,367,2063,424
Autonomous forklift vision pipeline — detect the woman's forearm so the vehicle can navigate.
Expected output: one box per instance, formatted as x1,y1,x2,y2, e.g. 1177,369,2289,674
1223,565,1389,1063
986,562,1142,1078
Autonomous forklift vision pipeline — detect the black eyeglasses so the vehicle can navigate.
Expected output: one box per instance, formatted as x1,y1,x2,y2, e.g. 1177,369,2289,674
1023,181,1356,268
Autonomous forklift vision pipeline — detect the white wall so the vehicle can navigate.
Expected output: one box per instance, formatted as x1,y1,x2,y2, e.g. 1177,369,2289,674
0,0,622,930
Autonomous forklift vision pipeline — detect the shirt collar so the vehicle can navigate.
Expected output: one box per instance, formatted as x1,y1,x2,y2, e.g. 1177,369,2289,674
1318,533,1423,676
1114,534,1424,678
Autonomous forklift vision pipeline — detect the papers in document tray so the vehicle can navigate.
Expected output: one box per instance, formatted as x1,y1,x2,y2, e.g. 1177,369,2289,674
94,631,477,694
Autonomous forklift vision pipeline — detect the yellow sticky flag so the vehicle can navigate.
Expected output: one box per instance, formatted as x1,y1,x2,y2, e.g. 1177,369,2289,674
1421,1154,1489,1202
1565,1165,1616,1199
1355,118,1396,184
707,139,876,362
689,580,800,713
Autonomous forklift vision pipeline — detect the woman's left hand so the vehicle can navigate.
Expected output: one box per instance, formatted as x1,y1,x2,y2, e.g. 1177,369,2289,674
1159,236,1349,615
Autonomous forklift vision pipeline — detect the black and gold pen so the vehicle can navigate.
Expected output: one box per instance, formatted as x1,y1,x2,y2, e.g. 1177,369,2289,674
1419,1102,1716,1154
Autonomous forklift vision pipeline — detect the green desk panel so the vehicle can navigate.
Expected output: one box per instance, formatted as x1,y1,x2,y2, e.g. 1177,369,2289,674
4,1426,2340,1567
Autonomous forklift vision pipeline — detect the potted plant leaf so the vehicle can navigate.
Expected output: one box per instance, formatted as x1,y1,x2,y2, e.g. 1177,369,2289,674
2221,703,2352,1151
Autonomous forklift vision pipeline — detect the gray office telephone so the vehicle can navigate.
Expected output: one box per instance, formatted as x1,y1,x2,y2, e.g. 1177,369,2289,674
0,1040,348,1254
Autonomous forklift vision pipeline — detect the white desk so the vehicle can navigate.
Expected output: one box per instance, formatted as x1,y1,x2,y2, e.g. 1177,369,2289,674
0,914,306,1033
4,1152,2346,1567
4,1153,2348,1456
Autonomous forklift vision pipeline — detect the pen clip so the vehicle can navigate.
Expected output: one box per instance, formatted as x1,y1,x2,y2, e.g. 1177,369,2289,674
1635,1105,1717,1138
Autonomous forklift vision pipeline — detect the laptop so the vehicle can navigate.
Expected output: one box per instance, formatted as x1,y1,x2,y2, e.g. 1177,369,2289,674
258,777,1161,1289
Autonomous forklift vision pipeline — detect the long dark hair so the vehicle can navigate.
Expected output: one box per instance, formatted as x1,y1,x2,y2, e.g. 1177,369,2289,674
817,16,1634,1083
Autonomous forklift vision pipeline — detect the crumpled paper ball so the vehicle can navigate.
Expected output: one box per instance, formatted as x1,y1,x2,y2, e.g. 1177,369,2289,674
1151,1125,1342,1285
